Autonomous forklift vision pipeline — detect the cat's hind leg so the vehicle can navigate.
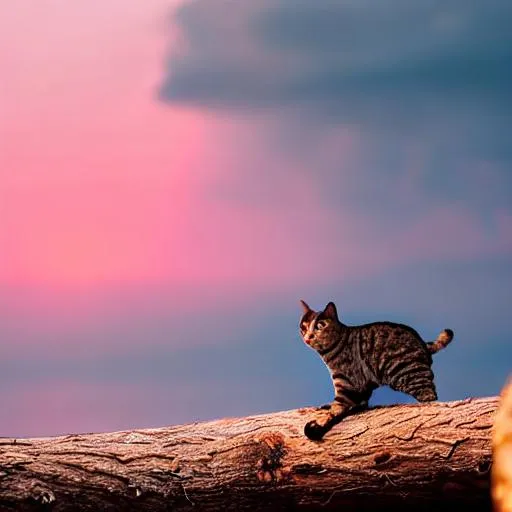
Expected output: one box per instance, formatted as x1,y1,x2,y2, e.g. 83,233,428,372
388,364,438,403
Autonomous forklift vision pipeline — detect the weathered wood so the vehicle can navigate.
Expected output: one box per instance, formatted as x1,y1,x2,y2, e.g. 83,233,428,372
0,396,497,511
492,377,512,512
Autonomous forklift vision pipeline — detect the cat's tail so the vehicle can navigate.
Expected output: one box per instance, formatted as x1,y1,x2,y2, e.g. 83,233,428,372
426,328,454,354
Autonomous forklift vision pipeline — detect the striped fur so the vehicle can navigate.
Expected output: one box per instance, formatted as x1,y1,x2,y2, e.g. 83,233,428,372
299,299,454,441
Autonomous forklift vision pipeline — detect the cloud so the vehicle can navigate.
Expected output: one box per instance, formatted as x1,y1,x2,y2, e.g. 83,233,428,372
157,0,512,267
159,0,512,112
158,0,512,182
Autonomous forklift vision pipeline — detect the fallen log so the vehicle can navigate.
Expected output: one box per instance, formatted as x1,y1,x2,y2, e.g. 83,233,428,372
0,396,497,511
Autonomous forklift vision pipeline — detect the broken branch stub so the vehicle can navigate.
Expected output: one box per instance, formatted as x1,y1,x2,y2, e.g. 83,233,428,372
492,376,512,512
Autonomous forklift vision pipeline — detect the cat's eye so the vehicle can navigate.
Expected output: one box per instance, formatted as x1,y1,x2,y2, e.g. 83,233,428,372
315,321,326,330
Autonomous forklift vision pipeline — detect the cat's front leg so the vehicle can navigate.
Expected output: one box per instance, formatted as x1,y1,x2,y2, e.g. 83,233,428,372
305,385,373,441
305,401,349,440
304,400,353,441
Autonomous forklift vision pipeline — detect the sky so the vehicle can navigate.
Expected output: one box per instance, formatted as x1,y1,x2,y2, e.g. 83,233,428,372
1,0,511,438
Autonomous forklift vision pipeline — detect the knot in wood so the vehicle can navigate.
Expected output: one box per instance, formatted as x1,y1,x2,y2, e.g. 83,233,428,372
255,433,289,484
374,451,392,465
29,483,56,505
477,458,491,476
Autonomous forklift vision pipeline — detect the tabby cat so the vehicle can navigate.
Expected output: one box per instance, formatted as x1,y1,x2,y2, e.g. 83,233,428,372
299,300,454,441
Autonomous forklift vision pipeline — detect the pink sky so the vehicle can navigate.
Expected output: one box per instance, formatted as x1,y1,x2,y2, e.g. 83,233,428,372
2,0,198,286
1,0,510,334
0,1,342,292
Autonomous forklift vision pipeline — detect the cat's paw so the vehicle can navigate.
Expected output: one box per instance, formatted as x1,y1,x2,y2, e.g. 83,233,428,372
304,420,326,441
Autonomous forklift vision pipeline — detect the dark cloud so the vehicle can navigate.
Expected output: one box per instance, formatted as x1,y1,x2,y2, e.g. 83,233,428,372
159,0,512,114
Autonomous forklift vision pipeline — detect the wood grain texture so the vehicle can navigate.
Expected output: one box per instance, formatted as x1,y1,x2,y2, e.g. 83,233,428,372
492,377,512,512
0,397,497,511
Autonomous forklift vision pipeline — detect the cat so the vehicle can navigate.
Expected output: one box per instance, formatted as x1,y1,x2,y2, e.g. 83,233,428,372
299,299,454,441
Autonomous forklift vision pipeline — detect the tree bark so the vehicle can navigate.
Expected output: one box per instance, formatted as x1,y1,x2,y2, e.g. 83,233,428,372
0,396,497,511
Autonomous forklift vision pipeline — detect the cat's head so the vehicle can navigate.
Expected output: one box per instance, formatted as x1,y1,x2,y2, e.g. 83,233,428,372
298,300,340,352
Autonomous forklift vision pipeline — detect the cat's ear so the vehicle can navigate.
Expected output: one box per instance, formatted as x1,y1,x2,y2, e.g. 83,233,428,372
299,299,311,313
323,301,339,320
